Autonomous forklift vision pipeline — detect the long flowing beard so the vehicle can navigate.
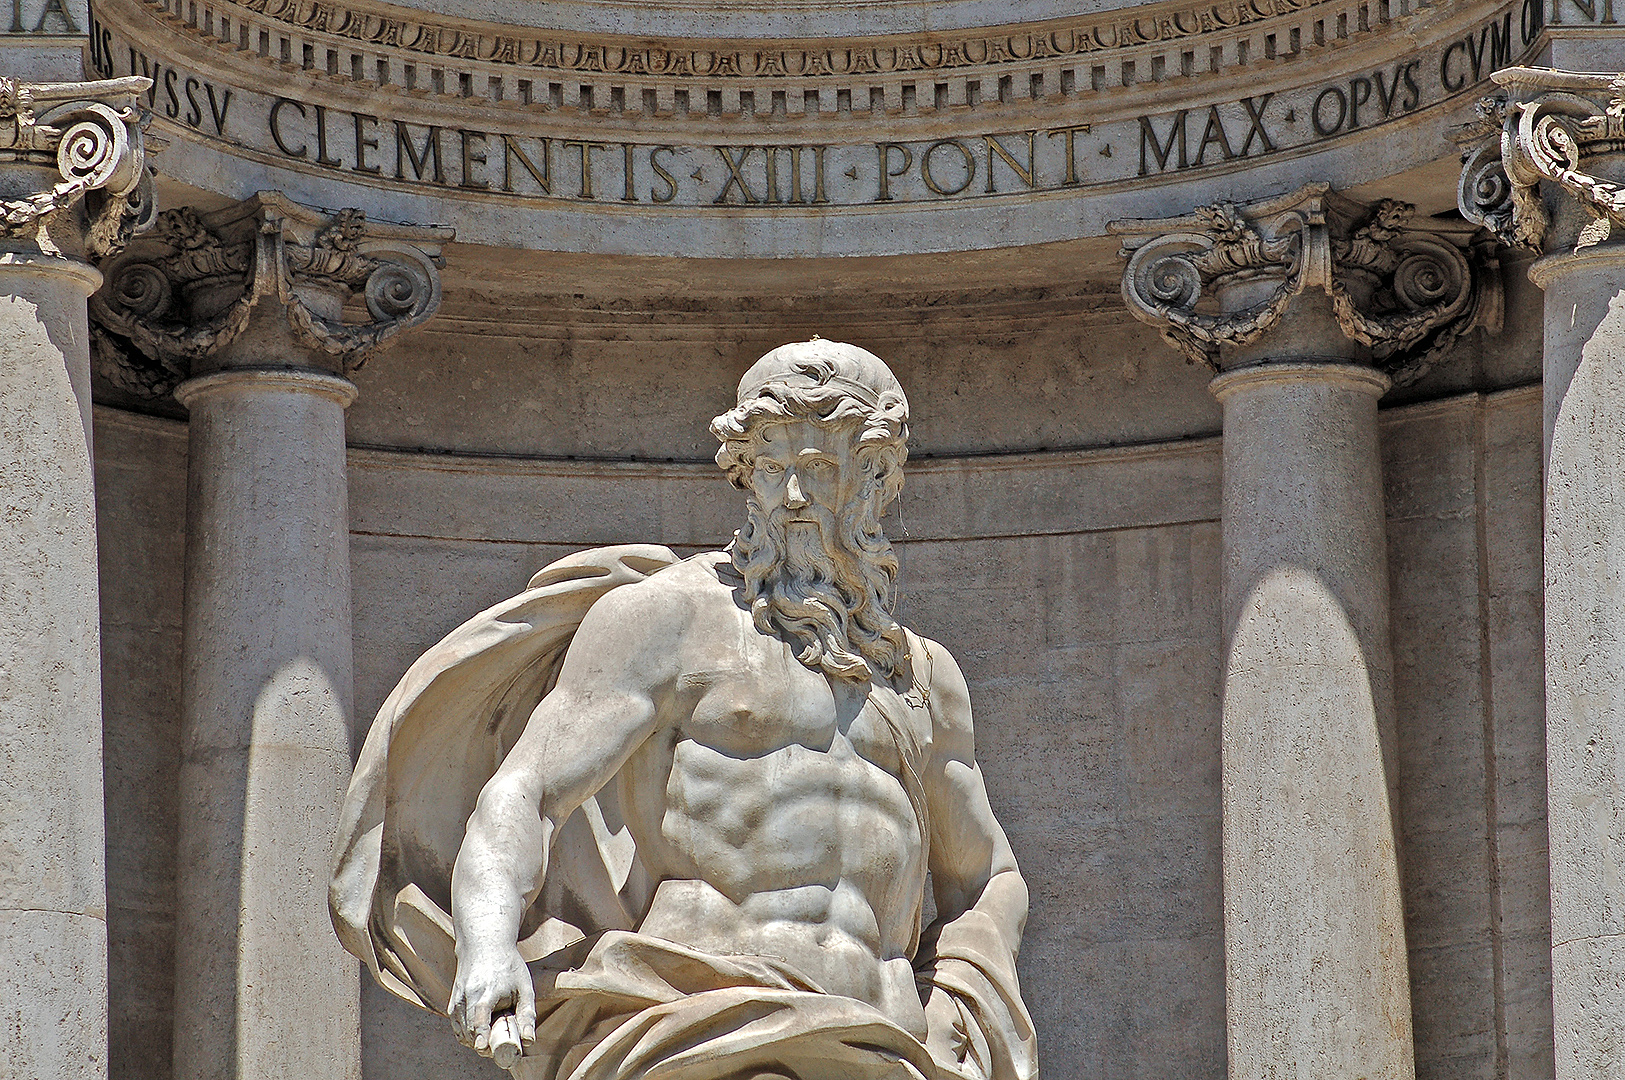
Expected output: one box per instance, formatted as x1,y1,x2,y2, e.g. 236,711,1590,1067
732,495,906,681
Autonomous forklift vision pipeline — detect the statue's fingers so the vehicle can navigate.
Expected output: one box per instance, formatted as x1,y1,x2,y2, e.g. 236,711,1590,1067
447,991,468,1045
469,997,494,1055
517,976,537,1045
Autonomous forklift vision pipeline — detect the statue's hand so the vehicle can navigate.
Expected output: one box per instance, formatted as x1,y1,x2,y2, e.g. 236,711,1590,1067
448,946,536,1057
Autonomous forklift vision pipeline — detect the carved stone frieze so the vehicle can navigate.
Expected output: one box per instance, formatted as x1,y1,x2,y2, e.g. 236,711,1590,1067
214,0,1343,80
96,0,1433,135
0,76,154,259
1111,183,1501,386
1458,67,1625,256
90,192,450,397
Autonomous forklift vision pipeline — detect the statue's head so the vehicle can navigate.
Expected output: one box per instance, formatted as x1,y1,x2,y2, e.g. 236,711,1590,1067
712,339,911,682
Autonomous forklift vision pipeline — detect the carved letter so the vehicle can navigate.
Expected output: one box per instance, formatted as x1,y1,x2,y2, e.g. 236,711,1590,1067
1138,111,1188,174
1348,76,1372,128
460,130,490,189
874,142,912,201
183,77,202,128
353,113,381,175
1312,86,1347,136
1238,94,1276,154
921,139,976,196
32,0,77,33
395,122,445,183
314,104,342,167
561,140,607,198
205,84,232,136
984,131,1035,192
502,136,550,195
649,145,677,203
810,145,829,204
1440,39,1468,92
1046,123,1091,186
713,145,759,204
1193,106,1235,165
270,98,308,158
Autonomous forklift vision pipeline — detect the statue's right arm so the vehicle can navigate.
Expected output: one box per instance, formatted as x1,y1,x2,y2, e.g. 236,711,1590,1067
447,579,681,1054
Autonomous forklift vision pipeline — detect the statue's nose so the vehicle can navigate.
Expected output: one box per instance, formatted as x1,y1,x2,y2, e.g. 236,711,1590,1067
784,472,809,509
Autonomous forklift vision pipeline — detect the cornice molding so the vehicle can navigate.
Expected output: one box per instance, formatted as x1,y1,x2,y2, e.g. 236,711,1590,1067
225,0,1344,75
95,0,1474,123
1111,182,1503,386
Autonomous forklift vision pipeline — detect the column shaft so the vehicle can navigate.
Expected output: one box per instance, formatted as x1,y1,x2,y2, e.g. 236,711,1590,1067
1212,363,1414,1080
0,253,109,1080
172,369,360,1080
1532,252,1625,1080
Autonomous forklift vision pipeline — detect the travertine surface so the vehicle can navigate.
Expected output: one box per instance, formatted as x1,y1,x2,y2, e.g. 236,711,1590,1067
0,255,109,1080
171,370,361,1080
1534,253,1625,1080
1213,363,1413,1080
1382,388,1554,1080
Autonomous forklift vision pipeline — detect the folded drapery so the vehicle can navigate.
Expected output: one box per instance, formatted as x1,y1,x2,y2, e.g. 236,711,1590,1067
329,544,1036,1080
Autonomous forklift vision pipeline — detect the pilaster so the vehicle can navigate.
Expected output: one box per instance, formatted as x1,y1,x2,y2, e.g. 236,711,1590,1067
1458,64,1625,1080
0,74,150,1080
88,193,450,1080
1112,185,1501,1080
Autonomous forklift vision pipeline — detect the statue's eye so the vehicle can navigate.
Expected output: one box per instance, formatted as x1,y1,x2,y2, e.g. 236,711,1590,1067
759,461,783,475
806,458,832,472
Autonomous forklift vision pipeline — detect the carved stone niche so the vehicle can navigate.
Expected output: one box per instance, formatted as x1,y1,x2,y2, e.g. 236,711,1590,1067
1458,68,1625,256
1110,183,1502,387
0,75,155,261
90,192,451,398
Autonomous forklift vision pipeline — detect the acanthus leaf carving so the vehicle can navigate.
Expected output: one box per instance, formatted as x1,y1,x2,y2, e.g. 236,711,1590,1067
1113,185,1499,386
1459,69,1625,256
89,193,450,397
0,76,153,259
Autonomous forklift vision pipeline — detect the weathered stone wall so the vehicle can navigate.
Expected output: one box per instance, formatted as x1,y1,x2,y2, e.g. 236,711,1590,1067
1385,388,1553,1080
94,409,187,1080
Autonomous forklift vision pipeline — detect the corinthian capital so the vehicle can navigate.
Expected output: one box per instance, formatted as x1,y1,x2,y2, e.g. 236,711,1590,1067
90,192,452,397
0,76,153,260
1110,183,1501,387
1458,67,1625,255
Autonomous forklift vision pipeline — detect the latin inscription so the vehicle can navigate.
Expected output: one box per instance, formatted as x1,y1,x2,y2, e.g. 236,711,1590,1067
89,3,1540,207
5,0,77,33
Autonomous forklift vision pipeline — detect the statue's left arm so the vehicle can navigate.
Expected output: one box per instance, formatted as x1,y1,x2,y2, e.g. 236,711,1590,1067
918,638,1038,1080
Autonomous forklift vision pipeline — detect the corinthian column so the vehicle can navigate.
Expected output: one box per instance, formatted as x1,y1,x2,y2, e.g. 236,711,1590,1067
0,76,149,1080
1112,186,1499,1080
91,194,450,1080
1460,67,1625,1080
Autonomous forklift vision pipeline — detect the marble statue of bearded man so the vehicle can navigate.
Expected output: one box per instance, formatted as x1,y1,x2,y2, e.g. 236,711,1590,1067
329,340,1037,1080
